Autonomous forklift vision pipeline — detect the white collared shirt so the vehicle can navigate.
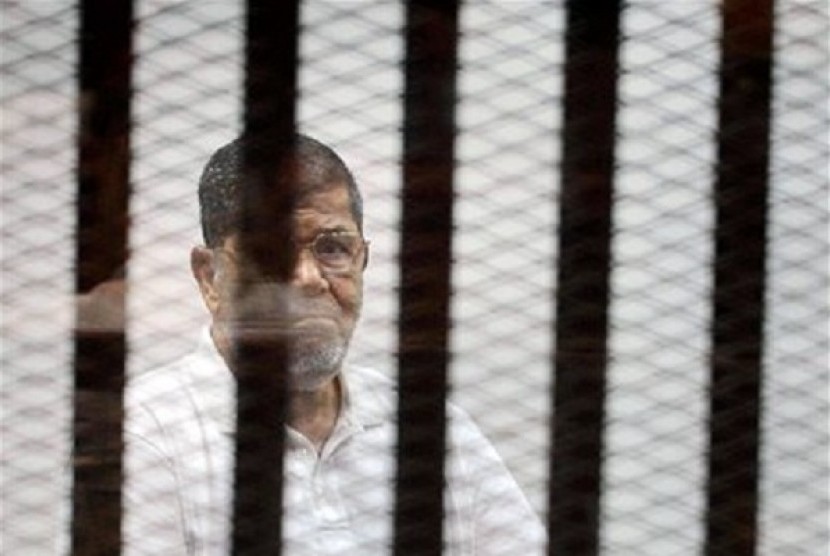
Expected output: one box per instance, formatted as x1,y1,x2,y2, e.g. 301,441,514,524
125,331,546,555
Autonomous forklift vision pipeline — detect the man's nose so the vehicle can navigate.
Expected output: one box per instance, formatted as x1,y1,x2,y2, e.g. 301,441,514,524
290,249,328,293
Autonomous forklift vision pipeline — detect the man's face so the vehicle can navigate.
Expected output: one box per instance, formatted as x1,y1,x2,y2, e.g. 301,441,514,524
193,184,366,391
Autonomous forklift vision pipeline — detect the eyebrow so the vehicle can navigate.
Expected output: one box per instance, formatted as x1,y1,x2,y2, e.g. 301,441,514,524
291,225,352,244
315,225,354,235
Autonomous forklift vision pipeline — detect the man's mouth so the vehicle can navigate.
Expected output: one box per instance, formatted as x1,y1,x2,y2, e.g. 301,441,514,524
230,315,339,337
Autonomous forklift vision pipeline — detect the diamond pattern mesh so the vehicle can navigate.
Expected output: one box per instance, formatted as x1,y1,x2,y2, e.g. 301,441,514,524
1,1,827,554
2,3,77,554
604,3,719,554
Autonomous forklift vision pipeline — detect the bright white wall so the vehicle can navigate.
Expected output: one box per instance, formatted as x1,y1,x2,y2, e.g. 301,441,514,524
1,2,827,555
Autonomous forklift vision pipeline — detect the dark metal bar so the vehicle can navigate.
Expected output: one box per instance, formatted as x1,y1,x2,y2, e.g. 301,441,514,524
548,2,621,555
231,2,300,555
71,1,134,555
394,1,460,554
705,1,774,554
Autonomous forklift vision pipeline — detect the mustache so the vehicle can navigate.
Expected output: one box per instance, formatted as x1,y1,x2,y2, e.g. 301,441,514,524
227,282,338,321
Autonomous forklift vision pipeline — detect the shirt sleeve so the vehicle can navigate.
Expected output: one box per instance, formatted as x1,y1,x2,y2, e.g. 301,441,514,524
448,406,547,555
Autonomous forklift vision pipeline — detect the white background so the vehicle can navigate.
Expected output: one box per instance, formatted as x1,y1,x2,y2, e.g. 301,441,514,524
1,1,827,554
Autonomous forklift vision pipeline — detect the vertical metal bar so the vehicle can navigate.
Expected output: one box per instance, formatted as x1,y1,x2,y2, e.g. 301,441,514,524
71,1,133,554
705,1,774,554
231,2,300,555
394,1,460,554
548,2,621,555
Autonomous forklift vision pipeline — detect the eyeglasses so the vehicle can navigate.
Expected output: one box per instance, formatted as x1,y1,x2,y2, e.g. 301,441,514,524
217,231,368,276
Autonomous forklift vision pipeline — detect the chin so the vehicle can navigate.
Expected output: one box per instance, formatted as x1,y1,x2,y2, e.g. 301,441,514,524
216,319,350,389
286,340,347,392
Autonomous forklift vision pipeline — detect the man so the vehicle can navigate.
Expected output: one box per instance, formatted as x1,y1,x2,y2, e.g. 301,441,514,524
125,134,545,554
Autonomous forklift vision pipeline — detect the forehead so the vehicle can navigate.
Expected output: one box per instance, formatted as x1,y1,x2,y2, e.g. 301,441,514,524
222,181,357,250
282,184,358,241
293,182,357,231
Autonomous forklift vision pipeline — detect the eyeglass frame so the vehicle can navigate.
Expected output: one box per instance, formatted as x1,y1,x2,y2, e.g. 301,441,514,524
214,230,369,278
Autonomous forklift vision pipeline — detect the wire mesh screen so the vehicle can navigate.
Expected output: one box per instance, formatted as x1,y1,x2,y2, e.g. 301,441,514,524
605,3,719,552
2,2,77,553
1,1,828,555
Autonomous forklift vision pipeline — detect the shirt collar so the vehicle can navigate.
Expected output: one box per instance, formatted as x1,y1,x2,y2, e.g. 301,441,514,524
342,363,395,429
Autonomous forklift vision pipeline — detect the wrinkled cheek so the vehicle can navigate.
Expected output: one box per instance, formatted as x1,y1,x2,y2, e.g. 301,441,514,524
337,284,363,334
213,288,238,322
219,282,272,321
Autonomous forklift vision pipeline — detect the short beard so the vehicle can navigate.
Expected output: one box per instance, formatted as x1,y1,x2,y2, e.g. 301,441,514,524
216,321,348,391
287,338,346,392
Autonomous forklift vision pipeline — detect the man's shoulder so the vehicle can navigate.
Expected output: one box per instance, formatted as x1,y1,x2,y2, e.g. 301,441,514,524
128,331,226,407
125,349,218,441
345,363,395,391
343,364,397,425
342,364,485,439
127,353,199,407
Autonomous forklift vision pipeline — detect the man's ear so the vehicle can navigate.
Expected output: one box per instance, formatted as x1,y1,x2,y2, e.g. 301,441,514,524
191,246,220,315
361,241,370,270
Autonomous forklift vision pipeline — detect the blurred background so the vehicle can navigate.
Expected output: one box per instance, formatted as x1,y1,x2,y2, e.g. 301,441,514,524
2,1,827,554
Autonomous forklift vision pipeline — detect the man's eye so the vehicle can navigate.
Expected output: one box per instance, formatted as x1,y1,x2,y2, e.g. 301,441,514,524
314,236,352,259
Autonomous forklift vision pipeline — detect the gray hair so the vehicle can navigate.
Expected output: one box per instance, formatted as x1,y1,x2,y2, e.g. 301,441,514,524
198,134,363,247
